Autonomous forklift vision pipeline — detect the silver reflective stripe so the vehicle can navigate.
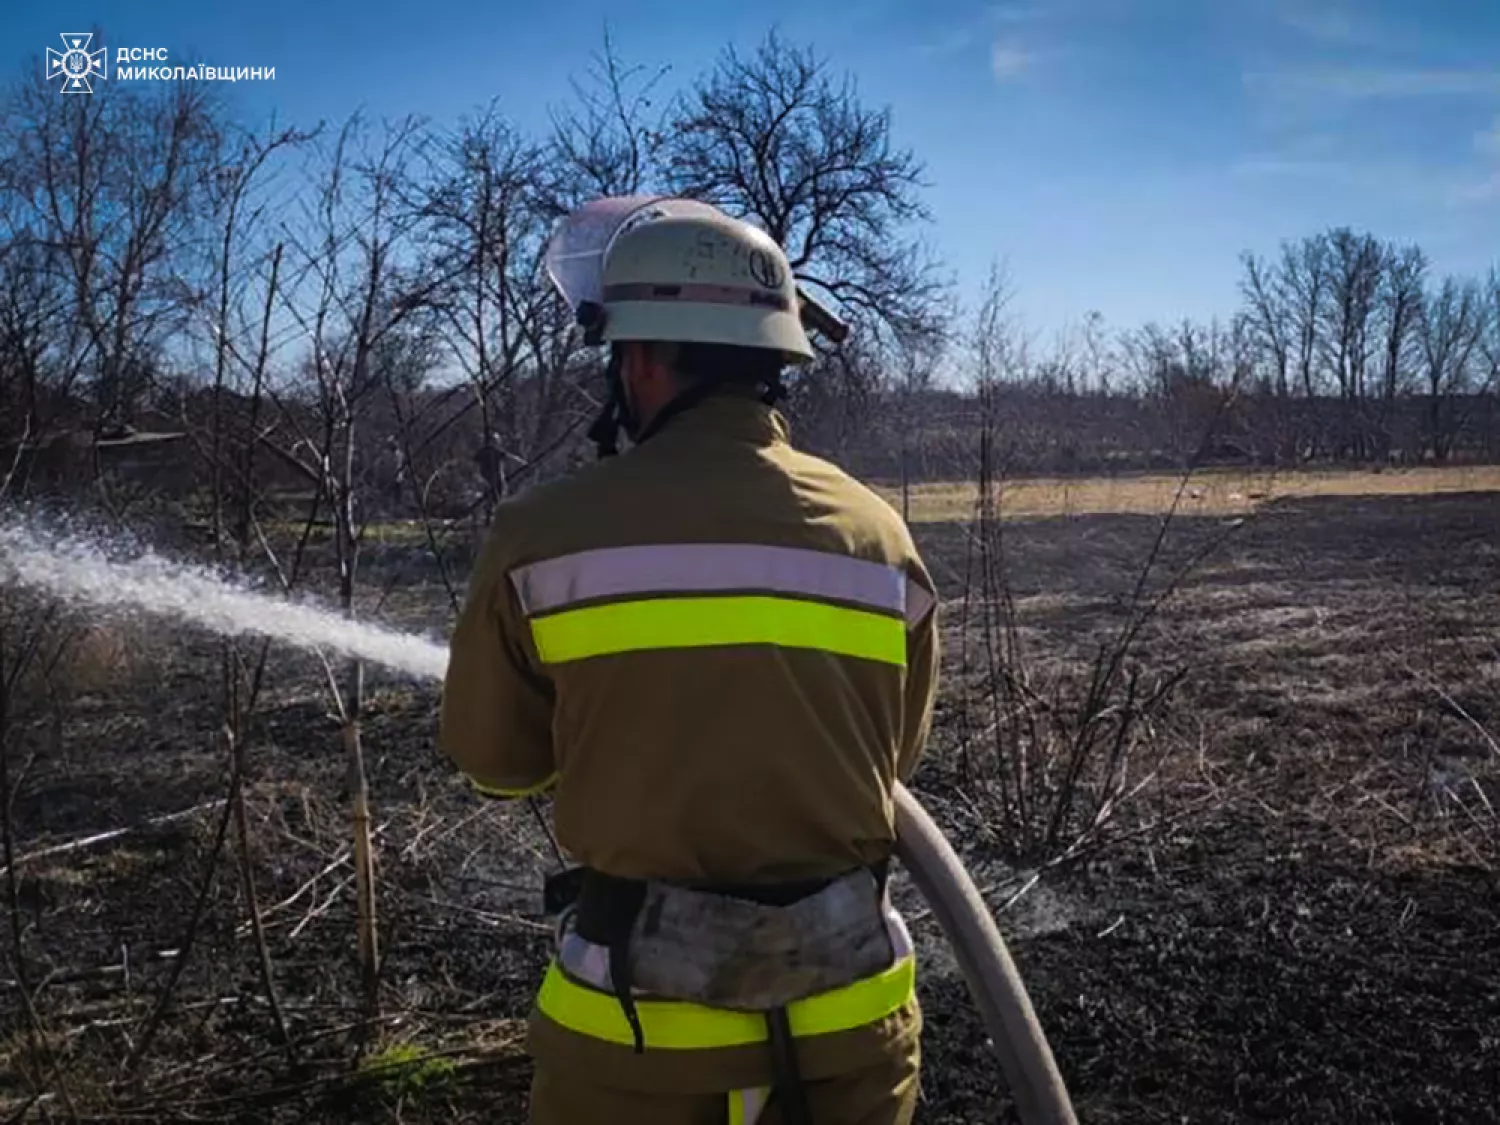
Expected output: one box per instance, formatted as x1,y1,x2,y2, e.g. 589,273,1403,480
510,542,908,618
729,1087,770,1125
905,580,936,628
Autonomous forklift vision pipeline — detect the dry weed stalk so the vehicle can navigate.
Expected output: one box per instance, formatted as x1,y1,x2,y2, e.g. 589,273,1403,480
953,301,1249,869
122,731,241,1078
1388,633,1500,874
226,722,296,1065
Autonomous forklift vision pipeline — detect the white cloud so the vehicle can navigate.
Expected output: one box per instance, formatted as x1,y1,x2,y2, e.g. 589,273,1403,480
1277,0,1367,45
1228,150,1493,214
1245,67,1500,101
1462,117,1500,203
991,39,1032,81
1449,171,1500,205
921,3,1052,58
1475,116,1500,155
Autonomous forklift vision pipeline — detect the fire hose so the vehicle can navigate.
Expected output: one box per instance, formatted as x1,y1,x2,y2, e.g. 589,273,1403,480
894,783,1079,1125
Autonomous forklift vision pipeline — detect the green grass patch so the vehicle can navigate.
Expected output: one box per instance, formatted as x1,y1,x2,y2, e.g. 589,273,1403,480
358,1041,459,1102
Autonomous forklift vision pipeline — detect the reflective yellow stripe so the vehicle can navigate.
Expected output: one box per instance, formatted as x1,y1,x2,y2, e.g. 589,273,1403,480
469,771,558,798
529,595,906,667
536,954,916,1050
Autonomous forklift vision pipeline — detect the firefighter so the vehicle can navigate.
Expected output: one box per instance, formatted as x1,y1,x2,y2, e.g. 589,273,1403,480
439,199,941,1125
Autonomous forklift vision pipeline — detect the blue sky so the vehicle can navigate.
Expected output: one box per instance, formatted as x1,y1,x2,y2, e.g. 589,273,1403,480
6,0,1500,346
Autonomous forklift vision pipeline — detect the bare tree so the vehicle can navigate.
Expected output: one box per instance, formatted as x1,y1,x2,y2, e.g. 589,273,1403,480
1079,310,1113,396
1320,227,1384,457
1272,233,1330,460
1282,234,1329,400
545,24,669,206
891,331,944,520
1240,250,1293,399
656,29,950,356
194,121,315,550
1374,242,1427,459
0,161,75,449
1121,319,1241,463
412,103,588,523
275,112,441,1017
1478,268,1500,391
0,96,80,455
1418,276,1485,464
1379,244,1428,401
1481,271,1500,461
26,77,219,435
1239,250,1300,462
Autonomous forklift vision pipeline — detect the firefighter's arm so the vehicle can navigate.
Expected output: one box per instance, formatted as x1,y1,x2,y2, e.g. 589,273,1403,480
897,560,940,784
438,518,557,799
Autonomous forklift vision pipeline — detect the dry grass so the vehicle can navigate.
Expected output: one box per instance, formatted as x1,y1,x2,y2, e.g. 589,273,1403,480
878,464,1500,523
3,486,1497,1123
58,622,148,696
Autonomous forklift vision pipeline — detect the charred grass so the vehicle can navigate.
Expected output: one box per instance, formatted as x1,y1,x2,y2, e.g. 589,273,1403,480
1,490,1498,1122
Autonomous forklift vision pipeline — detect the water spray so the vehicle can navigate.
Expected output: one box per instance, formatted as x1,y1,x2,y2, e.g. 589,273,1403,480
0,520,447,681
0,519,1078,1123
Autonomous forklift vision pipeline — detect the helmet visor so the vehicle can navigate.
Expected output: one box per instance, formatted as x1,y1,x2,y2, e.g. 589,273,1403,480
543,195,725,316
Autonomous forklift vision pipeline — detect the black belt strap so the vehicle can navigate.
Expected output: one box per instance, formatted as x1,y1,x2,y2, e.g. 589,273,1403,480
608,938,646,1055
766,1005,815,1125
571,869,649,1054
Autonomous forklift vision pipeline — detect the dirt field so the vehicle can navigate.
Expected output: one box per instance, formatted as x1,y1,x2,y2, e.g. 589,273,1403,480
1,472,1497,1123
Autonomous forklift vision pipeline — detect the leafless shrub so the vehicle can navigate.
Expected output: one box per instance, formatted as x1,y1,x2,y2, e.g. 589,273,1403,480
951,266,1246,871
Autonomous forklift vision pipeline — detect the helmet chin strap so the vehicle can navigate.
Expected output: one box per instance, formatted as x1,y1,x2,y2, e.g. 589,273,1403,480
587,346,636,460
588,343,789,461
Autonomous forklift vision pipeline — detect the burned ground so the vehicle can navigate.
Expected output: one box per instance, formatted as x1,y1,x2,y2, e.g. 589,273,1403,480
1,490,1497,1123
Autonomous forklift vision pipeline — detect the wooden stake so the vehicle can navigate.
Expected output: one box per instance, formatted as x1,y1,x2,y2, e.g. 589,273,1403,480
344,718,379,1017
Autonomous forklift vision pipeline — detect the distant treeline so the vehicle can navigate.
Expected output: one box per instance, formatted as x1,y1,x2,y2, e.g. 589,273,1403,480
0,30,1496,527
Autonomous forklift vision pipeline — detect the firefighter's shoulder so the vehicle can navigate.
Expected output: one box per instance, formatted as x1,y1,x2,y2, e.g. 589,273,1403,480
484,453,639,556
778,445,922,558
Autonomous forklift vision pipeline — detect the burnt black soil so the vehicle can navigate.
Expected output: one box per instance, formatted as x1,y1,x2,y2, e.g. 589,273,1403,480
1,492,1497,1122
911,805,1499,1124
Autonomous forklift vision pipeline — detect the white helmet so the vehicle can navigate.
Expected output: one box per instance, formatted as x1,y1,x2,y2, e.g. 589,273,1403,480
547,196,816,364
599,205,815,363
544,196,845,456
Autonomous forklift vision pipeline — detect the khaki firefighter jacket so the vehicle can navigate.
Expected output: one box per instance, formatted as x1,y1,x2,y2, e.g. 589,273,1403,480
438,387,941,1091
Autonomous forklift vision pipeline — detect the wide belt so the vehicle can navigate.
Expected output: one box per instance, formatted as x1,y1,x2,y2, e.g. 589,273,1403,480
545,863,893,1040
540,864,894,1125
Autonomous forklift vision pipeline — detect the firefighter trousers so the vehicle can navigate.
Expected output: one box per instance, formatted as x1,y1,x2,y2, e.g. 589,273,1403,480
526,1037,920,1125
